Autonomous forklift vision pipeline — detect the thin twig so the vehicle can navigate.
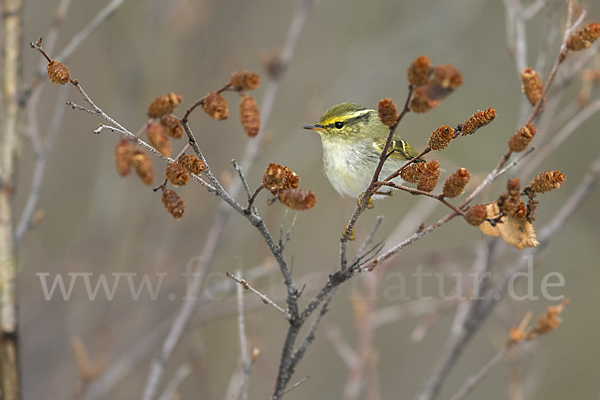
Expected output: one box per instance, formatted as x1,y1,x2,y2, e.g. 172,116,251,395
272,376,309,399
227,272,290,319
15,84,68,242
353,215,384,266
448,343,528,400
156,364,192,400
235,270,251,400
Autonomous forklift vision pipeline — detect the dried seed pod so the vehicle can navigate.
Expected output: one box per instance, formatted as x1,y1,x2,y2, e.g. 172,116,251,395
428,126,454,151
400,162,425,183
431,64,463,90
529,171,566,194
407,55,431,87
377,98,399,126
533,300,568,335
114,138,133,176
239,95,260,137
202,92,229,120
47,60,70,84
465,204,488,226
442,167,470,198
461,108,496,136
160,114,184,139
161,189,185,219
509,328,527,344
410,88,440,113
508,124,537,152
230,70,260,91
417,160,440,192
178,154,206,175
278,189,317,211
132,149,154,185
262,163,300,195
165,162,189,187
148,93,183,118
146,121,172,157
497,178,522,216
521,68,544,106
566,23,600,51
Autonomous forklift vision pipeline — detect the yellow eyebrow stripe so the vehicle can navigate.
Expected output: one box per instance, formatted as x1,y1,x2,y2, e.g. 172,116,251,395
320,109,372,127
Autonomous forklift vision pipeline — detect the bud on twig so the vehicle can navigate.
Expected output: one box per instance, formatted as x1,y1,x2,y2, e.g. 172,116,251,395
132,149,154,185
239,95,261,137
529,170,566,194
114,138,133,176
508,124,537,152
428,126,454,151
148,93,183,118
230,70,260,91
147,122,172,157
178,154,206,175
262,163,300,195
279,189,317,211
442,167,470,198
377,98,399,126
461,108,496,136
401,162,425,183
165,162,190,187
202,92,230,120
160,115,184,139
566,22,600,51
465,204,488,226
161,189,185,219
417,160,440,192
407,55,431,87
521,68,544,106
47,60,70,84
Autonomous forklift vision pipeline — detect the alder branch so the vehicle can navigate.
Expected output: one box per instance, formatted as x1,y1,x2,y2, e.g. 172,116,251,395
227,272,290,319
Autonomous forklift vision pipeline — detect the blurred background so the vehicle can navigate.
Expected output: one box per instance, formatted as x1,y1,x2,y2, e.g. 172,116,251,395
18,0,600,399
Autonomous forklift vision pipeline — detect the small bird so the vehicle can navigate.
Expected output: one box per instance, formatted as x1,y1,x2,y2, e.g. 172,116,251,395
304,102,422,199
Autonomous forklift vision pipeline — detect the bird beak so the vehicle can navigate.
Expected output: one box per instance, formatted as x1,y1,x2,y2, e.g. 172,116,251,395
303,124,324,131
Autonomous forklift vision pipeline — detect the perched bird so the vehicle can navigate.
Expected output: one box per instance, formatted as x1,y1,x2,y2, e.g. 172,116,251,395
304,102,422,199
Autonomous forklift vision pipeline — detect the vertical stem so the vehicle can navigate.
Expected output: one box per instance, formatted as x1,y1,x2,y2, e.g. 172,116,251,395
0,0,23,398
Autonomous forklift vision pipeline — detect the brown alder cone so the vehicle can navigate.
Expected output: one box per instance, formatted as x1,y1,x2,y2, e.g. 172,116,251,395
230,70,260,90
279,189,317,211
461,108,496,136
508,124,537,152
465,204,488,226
400,162,425,183
47,60,70,84
160,114,184,139
178,154,206,175
165,162,190,187
161,189,185,219
132,149,154,185
239,95,261,137
407,55,431,87
147,121,172,157
377,98,399,126
202,92,230,120
148,93,183,118
428,126,454,151
442,167,470,198
529,170,566,194
566,23,600,51
262,163,300,195
114,138,133,176
417,160,440,192
521,68,544,106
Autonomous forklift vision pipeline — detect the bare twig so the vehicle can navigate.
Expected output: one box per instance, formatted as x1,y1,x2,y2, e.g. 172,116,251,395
235,270,251,400
16,84,68,242
227,272,290,319
156,364,191,400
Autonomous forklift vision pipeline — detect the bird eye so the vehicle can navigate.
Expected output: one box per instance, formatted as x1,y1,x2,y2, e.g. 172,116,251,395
334,121,344,129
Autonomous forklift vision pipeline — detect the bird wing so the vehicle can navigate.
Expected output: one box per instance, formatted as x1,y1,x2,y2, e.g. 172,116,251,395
373,136,423,162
